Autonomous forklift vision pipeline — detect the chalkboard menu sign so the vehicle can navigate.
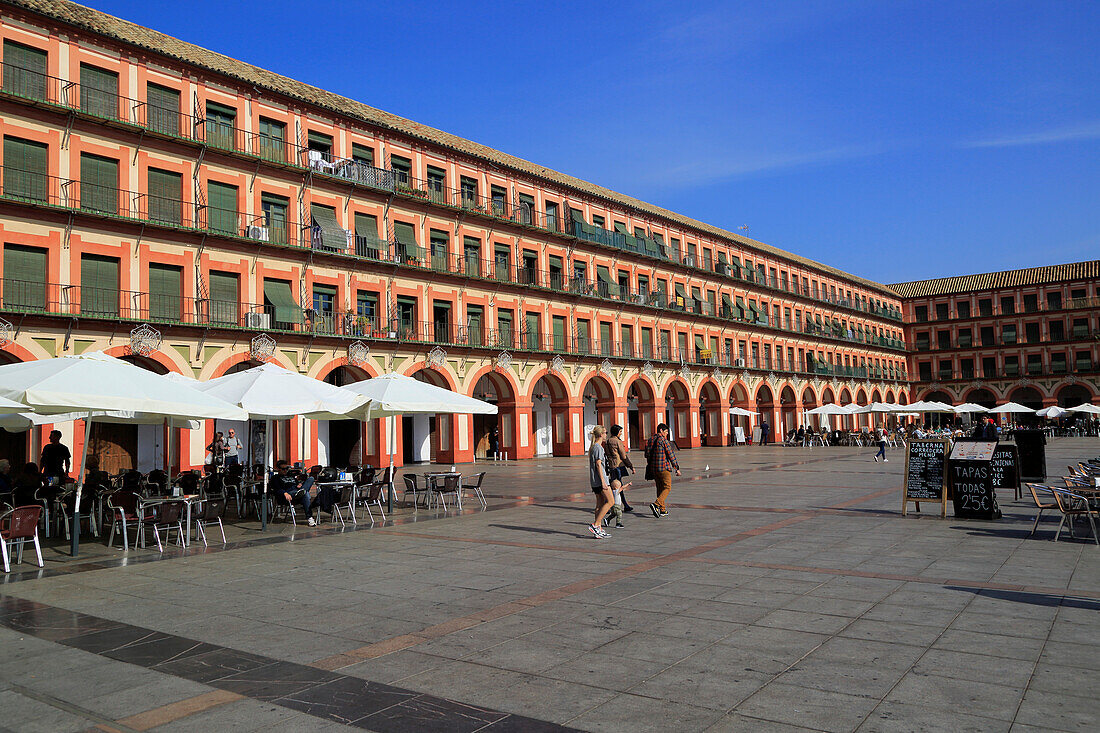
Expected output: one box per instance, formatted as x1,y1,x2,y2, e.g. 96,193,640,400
950,458,999,520
1013,429,1047,481
902,439,949,517
990,444,1019,492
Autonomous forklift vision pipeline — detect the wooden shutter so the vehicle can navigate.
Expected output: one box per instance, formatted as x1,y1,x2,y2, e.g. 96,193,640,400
204,101,236,150
206,181,238,235
80,63,119,119
3,136,49,202
263,279,301,325
552,315,566,351
81,254,119,316
3,40,48,100
80,153,119,215
146,83,180,135
147,168,182,225
351,143,374,165
148,263,181,320
257,117,286,162
208,270,238,324
2,244,47,309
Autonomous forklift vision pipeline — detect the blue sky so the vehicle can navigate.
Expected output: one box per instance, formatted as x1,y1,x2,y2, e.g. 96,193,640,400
92,0,1099,284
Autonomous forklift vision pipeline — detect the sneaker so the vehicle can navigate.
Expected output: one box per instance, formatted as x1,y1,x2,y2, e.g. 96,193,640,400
873,455,879,462
615,521,625,528
883,458,888,462
307,517,317,527
650,503,661,518
622,504,634,513
589,524,609,539
659,509,669,517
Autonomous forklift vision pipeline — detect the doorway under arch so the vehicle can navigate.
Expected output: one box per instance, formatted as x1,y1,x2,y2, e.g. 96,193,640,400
698,381,722,446
471,371,517,459
664,379,691,447
625,377,657,449
582,374,617,450
756,384,775,443
531,372,570,457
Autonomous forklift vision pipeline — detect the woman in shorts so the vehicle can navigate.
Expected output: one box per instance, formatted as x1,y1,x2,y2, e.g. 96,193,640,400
587,426,613,538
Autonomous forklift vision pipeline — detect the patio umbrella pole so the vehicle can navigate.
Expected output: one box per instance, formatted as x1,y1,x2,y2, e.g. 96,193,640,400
387,415,395,512
71,416,93,557
261,417,270,531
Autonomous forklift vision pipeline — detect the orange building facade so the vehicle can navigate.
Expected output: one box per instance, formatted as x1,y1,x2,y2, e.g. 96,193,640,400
0,1,910,473
893,262,1100,411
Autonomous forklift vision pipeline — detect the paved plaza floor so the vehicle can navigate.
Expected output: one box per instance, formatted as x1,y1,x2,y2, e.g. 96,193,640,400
1,439,1098,732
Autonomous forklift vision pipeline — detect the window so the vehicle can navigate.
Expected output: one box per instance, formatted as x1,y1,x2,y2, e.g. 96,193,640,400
599,322,613,356
80,254,119,317
938,359,953,380
463,236,481,277
1071,288,1086,300
517,193,535,224
960,358,974,379
311,283,337,316
490,185,507,216
351,143,374,166
264,278,301,327
592,214,605,228
396,296,417,333
1002,324,1017,344
914,305,928,322
548,255,563,290
553,316,567,351
3,40,48,100
620,325,633,357
204,101,237,150
1004,355,1019,376
144,83,181,136
1075,350,1092,372
1072,318,1089,338
354,212,380,257
937,330,951,349
208,270,238,324
1049,320,1064,341
427,166,446,203
148,263,182,321
1050,353,1067,374
525,312,540,350
545,201,559,232
1000,296,1015,315
956,300,971,318
2,244,47,309
80,63,118,119
3,136,48,202
935,303,949,320
310,203,345,252
914,332,930,351
206,181,238,235
392,221,420,262
978,299,993,316
494,244,511,282
390,155,411,184
80,153,119,215
257,117,286,163
918,362,932,381
260,193,289,244
306,130,332,155
1023,293,1038,313
980,326,994,346
1026,354,1043,375
1047,291,1062,310
147,168,182,226
497,309,514,348
460,176,478,207
576,319,591,354
641,328,653,359
356,292,378,331
1025,322,1041,344
429,230,449,271
957,328,972,347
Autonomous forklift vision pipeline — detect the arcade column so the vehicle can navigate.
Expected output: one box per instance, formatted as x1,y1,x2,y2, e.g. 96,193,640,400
509,400,535,460
561,404,587,456
705,399,730,446
683,399,703,449
435,413,474,465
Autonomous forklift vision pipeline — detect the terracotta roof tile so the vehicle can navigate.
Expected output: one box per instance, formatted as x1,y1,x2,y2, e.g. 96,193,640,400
7,0,900,297
889,260,1100,299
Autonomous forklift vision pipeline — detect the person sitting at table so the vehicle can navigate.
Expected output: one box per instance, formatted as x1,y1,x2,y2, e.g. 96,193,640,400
11,461,44,506
271,460,316,526
0,458,12,496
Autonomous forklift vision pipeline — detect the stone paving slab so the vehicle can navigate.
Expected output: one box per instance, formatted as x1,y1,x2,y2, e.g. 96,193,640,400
0,439,1097,731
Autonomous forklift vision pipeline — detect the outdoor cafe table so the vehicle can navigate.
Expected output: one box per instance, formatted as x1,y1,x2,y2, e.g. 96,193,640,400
422,471,461,510
315,481,353,520
139,495,200,548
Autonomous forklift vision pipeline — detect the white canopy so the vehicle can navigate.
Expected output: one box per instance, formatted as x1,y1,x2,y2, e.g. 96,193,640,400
344,373,497,418
728,406,756,417
0,351,246,420
1036,405,1067,418
195,363,372,420
806,404,852,415
952,403,989,414
991,402,1036,414
852,402,903,414
0,410,200,432
0,395,30,411
907,400,957,413
1066,403,1100,415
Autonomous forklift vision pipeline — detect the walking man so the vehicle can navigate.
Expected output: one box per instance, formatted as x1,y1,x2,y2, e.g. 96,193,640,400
224,428,243,468
645,423,680,518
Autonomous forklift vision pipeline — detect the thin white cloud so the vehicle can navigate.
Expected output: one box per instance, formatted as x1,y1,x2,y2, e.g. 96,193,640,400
964,121,1100,149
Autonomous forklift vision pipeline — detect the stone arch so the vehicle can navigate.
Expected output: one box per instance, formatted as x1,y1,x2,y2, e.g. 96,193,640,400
1056,382,1094,407
117,353,170,375
104,345,183,375
885,390,895,403
581,372,617,448
801,386,818,407
871,389,882,403
779,385,798,436
210,350,293,378
924,390,953,404
697,379,723,446
729,382,750,406
0,347,29,462
624,375,658,448
965,387,998,409
838,388,852,404
469,367,519,459
662,377,692,447
313,364,375,469
821,387,836,405
1008,385,1044,410
529,370,571,457
315,359,378,383
855,388,868,406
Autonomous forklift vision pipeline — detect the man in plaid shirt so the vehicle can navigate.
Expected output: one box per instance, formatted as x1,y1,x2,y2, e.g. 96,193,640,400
645,423,681,517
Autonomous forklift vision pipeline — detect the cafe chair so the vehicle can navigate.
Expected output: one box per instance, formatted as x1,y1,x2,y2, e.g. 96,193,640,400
1049,487,1100,546
461,472,487,507
401,474,422,508
142,500,186,553
59,488,99,540
359,480,386,524
430,474,462,511
270,487,300,527
106,490,148,551
1,505,44,572
195,497,228,546
332,484,357,528
1026,484,1059,537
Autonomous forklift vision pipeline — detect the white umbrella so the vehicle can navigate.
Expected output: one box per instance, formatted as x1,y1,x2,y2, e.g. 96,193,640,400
345,373,497,510
0,410,200,432
1066,403,1100,415
0,395,30,412
852,402,900,414
1035,406,1067,418
0,351,247,555
805,404,852,415
194,363,373,529
991,402,1035,414
728,406,756,416
907,400,957,413
952,403,989,414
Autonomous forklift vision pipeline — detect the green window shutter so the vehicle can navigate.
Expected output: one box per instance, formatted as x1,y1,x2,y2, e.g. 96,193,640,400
351,143,374,165
208,270,238,324
310,204,347,252
552,315,566,351
148,263,181,320
80,153,119,215
525,313,540,350
147,168,182,226
3,136,49,202
204,101,236,150
206,181,238,235
259,194,288,244
392,221,422,261
146,83,180,136
2,244,47,309
307,130,333,150
80,63,118,119
353,212,380,258
263,279,301,325
80,254,119,316
3,40,48,100
257,117,286,162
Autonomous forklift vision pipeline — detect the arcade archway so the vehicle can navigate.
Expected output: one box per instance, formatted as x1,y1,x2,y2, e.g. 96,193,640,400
663,379,691,447
317,365,372,468
470,371,518,459
531,372,570,457
0,350,27,462
625,376,657,449
1056,383,1093,408
756,384,775,443
779,386,797,437
965,388,998,409
698,381,722,446
582,374,616,449
801,387,818,430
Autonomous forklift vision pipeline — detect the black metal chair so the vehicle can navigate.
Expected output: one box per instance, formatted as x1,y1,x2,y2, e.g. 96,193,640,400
195,497,227,546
